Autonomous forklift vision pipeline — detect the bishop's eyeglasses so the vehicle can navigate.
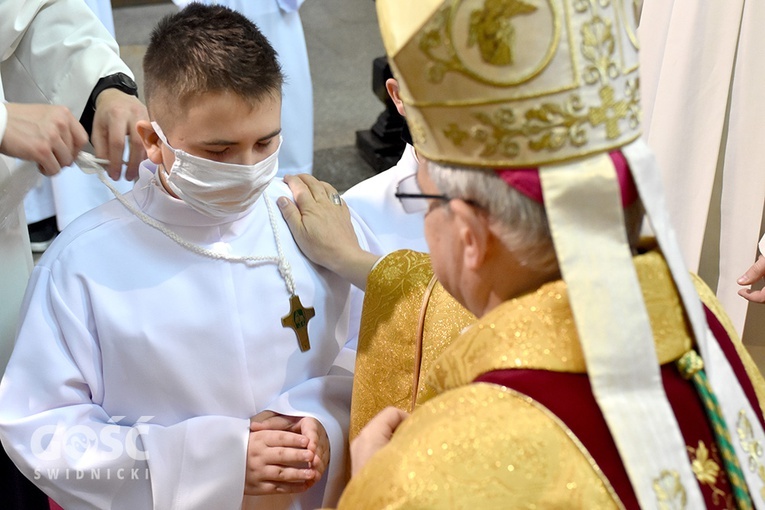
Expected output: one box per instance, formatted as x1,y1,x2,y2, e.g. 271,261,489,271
395,174,479,214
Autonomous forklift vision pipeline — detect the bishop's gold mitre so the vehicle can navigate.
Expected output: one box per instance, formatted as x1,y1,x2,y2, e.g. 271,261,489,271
377,0,643,168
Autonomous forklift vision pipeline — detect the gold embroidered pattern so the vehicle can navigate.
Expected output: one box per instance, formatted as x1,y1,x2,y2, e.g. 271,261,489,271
419,5,455,84
336,384,624,509
427,249,693,395
580,11,618,85
441,84,639,157
436,0,639,158
443,98,588,158
653,470,688,510
687,441,732,507
736,410,765,500
418,0,559,86
349,250,475,440
690,441,720,485
468,0,538,66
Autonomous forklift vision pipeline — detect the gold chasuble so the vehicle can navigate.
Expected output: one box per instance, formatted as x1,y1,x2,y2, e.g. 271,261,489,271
349,250,475,440
336,247,765,509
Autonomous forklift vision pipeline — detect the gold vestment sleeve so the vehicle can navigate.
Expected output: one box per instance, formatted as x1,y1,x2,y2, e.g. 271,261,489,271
350,249,475,440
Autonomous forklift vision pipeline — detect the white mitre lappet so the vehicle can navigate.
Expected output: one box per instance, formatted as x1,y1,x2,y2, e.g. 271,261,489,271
376,0,765,507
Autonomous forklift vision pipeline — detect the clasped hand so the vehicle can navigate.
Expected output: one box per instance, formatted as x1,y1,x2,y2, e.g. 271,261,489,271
245,410,330,495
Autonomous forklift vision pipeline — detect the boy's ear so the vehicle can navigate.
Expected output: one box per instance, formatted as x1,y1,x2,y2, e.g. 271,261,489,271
136,120,163,165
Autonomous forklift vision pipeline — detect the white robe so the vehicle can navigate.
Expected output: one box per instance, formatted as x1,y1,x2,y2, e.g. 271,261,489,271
172,0,313,177
0,163,357,509
22,0,134,229
0,0,133,375
341,145,427,350
638,0,765,343
342,144,427,256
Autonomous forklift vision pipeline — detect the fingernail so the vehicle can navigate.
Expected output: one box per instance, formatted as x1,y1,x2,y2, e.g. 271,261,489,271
737,276,746,284
277,197,288,209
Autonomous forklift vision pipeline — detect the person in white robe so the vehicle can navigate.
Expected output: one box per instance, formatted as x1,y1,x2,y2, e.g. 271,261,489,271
0,6,355,509
2,169,357,510
0,2,147,508
22,0,136,241
738,237,765,304
343,78,426,256
638,0,765,353
339,78,426,353
172,0,313,177
343,143,425,256
0,0,146,382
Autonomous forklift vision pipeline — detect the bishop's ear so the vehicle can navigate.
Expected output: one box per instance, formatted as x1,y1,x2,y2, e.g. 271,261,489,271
451,199,491,271
136,120,163,165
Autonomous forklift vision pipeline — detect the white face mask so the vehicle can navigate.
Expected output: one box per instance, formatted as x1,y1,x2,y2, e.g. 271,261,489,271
152,121,281,218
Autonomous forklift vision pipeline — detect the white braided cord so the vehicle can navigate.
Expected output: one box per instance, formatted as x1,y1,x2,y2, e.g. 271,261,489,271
79,153,296,296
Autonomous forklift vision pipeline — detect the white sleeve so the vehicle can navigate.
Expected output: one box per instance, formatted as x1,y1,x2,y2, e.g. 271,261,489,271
0,0,132,117
0,267,249,510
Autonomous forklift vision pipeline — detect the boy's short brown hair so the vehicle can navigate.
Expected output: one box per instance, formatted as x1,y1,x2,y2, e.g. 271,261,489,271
143,3,283,115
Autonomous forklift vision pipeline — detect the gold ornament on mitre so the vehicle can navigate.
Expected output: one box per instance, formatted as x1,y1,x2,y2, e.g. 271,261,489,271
377,0,642,168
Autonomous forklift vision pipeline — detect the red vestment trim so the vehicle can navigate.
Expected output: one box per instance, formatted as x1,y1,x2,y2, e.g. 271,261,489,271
472,304,753,508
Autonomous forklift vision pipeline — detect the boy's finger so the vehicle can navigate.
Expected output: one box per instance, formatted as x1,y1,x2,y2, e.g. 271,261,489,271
260,445,314,467
259,465,316,484
247,480,313,495
255,429,309,449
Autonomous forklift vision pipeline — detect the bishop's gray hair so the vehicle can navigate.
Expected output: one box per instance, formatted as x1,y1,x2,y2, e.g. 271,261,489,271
427,161,558,275
427,161,645,276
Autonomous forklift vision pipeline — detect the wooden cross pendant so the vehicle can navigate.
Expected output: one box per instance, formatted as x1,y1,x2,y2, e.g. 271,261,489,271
281,294,315,352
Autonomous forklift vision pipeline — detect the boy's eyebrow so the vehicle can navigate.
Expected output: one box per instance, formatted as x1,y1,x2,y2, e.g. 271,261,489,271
258,129,282,142
200,129,282,146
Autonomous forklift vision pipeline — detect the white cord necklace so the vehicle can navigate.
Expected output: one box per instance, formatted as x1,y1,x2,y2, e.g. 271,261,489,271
77,153,315,352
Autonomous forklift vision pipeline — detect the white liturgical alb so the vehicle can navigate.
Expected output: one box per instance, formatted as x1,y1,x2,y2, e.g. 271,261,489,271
0,161,359,510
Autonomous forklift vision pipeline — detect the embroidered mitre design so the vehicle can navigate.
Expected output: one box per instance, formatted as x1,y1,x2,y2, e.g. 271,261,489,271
377,0,642,168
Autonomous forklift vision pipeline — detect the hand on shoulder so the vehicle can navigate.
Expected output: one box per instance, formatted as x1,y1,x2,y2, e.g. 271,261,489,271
278,173,380,290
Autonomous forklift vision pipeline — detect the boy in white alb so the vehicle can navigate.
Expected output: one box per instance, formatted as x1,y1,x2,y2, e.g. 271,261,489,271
0,5,357,509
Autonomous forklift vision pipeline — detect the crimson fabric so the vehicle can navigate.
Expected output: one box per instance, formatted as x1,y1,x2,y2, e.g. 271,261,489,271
494,151,638,207
703,304,765,431
475,363,736,508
